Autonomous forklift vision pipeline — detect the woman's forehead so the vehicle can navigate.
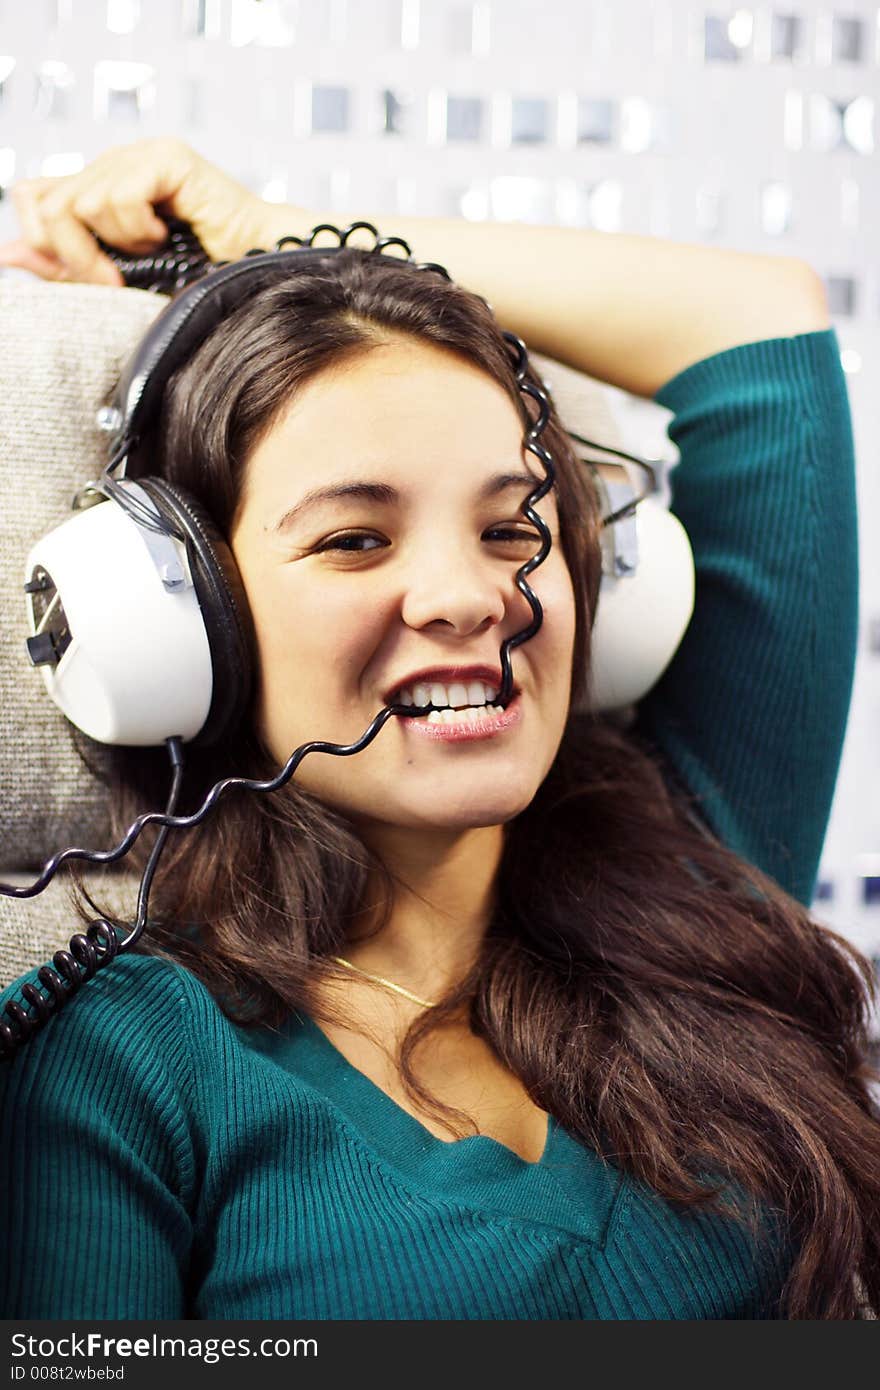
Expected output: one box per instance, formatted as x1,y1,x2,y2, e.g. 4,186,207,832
269,338,523,436
241,342,541,503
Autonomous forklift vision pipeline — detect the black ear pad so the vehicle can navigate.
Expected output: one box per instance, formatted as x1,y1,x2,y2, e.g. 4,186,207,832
135,476,256,748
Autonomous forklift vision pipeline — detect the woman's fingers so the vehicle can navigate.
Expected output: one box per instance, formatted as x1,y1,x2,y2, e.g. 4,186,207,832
137,140,276,260
10,180,53,256
5,139,299,284
7,143,193,283
70,183,169,256
0,239,69,280
36,196,124,283
11,175,125,283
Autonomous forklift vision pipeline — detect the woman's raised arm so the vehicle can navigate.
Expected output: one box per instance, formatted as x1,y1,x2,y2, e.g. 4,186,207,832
263,207,831,396
3,138,829,395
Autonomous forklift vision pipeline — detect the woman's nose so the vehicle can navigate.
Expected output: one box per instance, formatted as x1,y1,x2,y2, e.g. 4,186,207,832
399,544,512,636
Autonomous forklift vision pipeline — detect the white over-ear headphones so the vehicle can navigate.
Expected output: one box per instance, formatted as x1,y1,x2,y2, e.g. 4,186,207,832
25,483,214,746
23,243,696,746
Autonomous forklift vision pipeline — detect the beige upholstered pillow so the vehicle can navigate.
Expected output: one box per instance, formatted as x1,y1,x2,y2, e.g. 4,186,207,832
0,279,166,984
0,279,167,868
0,275,620,985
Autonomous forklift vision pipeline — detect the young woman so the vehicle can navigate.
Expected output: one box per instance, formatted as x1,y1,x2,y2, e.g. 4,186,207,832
1,140,877,1320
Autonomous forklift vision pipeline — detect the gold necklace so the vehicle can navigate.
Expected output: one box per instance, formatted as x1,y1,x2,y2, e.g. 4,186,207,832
329,956,437,1009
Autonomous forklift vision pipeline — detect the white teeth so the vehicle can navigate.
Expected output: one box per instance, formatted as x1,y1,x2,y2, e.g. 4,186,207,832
425,705,504,724
393,679,502,709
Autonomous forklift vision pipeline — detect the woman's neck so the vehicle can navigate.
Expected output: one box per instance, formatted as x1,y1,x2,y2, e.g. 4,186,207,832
344,822,504,995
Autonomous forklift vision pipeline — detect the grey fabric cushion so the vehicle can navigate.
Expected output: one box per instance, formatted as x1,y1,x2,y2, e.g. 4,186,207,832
0,276,620,986
0,279,166,984
0,278,166,870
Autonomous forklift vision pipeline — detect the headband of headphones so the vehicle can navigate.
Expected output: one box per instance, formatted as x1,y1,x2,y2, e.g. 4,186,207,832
110,247,342,472
23,234,694,746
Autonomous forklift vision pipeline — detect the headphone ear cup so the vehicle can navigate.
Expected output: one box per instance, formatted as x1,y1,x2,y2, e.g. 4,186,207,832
135,477,255,747
588,500,695,712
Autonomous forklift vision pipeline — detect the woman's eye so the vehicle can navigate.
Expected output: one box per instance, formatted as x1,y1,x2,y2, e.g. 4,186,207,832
312,525,539,553
315,532,385,553
485,527,543,547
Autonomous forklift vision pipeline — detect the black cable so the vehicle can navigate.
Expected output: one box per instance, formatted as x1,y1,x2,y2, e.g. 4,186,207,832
566,430,660,526
96,217,211,294
0,207,660,1068
130,736,185,950
2,345,550,907
498,349,556,670
0,737,186,1059
0,223,580,1057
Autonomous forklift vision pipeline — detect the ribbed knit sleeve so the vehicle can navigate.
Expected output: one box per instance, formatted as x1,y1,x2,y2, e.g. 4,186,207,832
0,955,203,1318
634,329,857,906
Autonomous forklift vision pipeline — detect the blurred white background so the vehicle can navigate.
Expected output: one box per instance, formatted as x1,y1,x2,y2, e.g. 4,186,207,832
0,0,877,1000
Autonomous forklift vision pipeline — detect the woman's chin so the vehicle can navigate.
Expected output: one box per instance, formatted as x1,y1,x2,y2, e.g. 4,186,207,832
388,786,538,832
296,758,546,836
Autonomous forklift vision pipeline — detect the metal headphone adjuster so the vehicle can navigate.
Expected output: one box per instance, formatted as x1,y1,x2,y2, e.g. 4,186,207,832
566,429,662,579
74,466,191,594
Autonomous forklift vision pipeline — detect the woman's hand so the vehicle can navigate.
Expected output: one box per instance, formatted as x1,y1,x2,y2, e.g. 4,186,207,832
0,138,285,285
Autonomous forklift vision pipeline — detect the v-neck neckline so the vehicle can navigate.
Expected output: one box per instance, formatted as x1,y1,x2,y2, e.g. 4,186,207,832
262,1009,623,1244
298,1009,555,1167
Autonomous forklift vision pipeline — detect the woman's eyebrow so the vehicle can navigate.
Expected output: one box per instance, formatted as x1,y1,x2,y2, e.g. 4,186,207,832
273,481,395,533
273,470,542,533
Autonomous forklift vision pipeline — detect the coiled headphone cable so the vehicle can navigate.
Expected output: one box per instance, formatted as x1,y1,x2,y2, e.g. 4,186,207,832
0,221,559,1058
0,216,657,1059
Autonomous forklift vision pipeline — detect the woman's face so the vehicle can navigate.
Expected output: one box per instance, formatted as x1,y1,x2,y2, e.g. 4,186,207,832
229,338,576,842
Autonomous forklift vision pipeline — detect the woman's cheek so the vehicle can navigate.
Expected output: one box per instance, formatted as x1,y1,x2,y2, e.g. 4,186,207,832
532,557,577,649
255,588,387,724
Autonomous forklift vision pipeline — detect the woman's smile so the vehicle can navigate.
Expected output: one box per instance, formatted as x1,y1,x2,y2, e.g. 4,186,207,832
396,690,523,742
383,661,520,737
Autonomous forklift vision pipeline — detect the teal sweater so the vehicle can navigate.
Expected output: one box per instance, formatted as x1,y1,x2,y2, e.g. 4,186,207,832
0,330,857,1320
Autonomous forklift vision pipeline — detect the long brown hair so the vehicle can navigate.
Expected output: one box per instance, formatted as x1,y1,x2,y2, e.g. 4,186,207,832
82,248,880,1319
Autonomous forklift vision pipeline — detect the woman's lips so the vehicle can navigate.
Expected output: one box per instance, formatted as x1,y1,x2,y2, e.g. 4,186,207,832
397,692,523,742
